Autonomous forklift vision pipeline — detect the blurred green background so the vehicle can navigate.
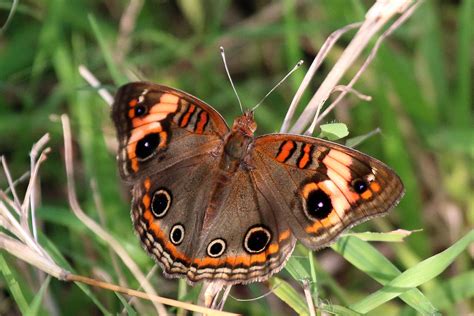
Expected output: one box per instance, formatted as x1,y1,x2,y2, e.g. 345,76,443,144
0,0,472,315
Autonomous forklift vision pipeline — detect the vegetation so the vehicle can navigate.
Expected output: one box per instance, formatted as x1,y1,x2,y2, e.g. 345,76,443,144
0,0,472,315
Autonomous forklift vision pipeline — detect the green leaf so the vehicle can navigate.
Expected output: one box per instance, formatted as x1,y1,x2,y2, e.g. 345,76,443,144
88,14,125,85
116,293,137,316
427,270,474,309
176,0,205,34
25,276,51,316
332,236,439,315
270,277,310,315
350,230,474,313
0,254,30,314
285,255,311,281
319,123,349,140
345,128,381,148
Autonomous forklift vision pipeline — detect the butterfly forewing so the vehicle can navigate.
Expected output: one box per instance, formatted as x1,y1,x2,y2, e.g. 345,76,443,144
111,82,229,182
254,134,404,250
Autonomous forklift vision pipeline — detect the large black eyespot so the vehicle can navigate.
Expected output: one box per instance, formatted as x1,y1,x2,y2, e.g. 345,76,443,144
134,105,147,117
151,189,171,218
207,239,226,258
243,225,271,254
170,224,185,245
136,133,160,160
306,188,332,220
352,179,368,194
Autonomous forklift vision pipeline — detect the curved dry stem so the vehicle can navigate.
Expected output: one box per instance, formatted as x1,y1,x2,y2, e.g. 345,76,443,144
61,114,168,316
289,0,418,134
66,274,238,316
311,0,423,129
280,22,362,133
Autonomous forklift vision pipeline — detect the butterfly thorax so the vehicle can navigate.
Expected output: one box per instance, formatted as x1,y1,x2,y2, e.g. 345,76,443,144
220,111,257,173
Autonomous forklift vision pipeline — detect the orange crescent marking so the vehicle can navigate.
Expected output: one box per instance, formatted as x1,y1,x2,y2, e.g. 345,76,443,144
159,131,168,148
370,181,381,192
278,229,291,242
129,99,138,107
298,144,312,168
195,111,209,134
276,141,295,162
131,159,139,172
305,220,324,233
144,178,151,191
302,182,319,199
180,104,196,127
361,190,373,200
142,194,150,209
128,109,135,118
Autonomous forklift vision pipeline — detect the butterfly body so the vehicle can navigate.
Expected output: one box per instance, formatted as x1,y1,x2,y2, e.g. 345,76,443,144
112,82,404,285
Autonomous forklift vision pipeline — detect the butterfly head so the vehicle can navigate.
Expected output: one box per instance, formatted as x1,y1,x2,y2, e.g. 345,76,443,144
232,110,257,137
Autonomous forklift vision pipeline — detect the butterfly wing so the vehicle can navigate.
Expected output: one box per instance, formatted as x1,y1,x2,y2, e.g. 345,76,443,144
253,134,404,250
111,82,229,182
132,165,296,284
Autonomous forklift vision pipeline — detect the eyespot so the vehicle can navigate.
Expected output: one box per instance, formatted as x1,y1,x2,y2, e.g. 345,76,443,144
243,225,271,254
352,179,368,194
170,224,185,245
136,133,160,160
151,188,172,218
134,105,147,117
207,239,226,258
305,187,332,220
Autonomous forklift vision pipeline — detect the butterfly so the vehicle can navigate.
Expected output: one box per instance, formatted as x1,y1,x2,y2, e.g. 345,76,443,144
111,82,404,285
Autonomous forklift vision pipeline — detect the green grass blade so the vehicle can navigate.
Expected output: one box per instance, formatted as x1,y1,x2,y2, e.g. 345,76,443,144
332,236,439,315
453,0,472,126
345,128,381,148
0,254,30,314
25,276,51,316
350,230,474,313
0,0,18,33
285,255,311,281
270,277,309,315
427,270,474,310
88,14,125,85
40,235,112,315
116,293,138,316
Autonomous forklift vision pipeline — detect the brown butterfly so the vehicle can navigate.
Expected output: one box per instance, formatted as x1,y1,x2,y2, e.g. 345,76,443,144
111,82,404,285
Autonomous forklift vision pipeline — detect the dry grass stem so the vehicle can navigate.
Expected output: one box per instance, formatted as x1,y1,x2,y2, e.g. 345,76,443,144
302,280,316,316
0,135,68,280
61,114,168,315
288,0,417,135
65,274,238,316
115,0,144,64
310,0,423,131
78,65,114,105
280,22,362,133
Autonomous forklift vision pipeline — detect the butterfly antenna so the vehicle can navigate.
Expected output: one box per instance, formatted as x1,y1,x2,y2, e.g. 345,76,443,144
220,46,244,113
252,60,304,111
